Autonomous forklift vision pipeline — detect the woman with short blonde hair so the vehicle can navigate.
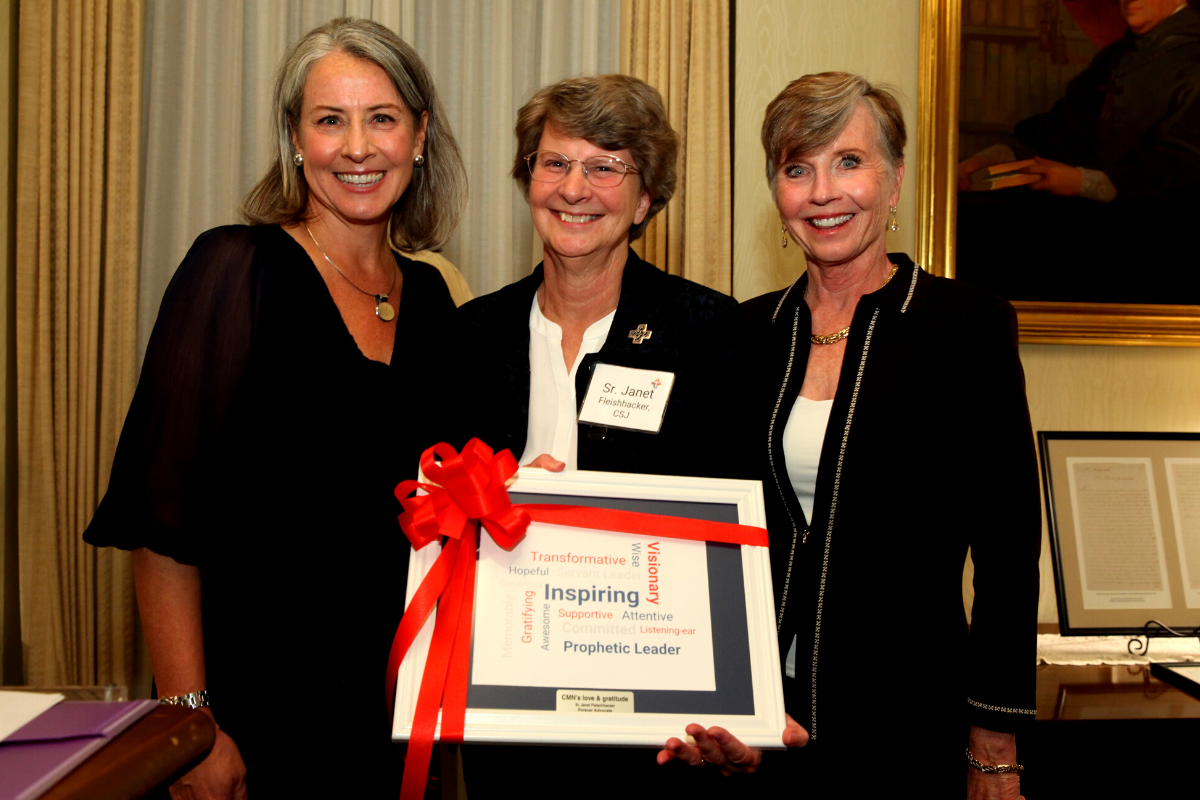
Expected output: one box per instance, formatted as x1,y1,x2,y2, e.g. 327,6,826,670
660,73,1039,799
760,71,906,190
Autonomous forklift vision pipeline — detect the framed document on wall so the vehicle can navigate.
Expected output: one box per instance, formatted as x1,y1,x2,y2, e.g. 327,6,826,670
391,469,785,748
1039,432,1200,635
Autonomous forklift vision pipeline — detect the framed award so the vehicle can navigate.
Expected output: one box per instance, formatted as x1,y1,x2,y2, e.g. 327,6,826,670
391,468,786,748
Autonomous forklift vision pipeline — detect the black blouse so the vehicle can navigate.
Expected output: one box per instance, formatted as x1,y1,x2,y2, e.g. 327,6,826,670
84,225,455,794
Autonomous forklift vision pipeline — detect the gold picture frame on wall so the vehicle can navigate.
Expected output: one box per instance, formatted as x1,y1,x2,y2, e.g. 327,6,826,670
914,0,1200,347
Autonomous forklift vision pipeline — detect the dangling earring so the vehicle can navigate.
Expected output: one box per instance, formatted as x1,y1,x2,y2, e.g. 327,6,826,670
889,206,898,232
413,154,425,167
293,152,304,166
781,221,788,248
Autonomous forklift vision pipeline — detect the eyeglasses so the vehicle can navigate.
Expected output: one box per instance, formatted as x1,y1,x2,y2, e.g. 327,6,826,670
524,150,639,188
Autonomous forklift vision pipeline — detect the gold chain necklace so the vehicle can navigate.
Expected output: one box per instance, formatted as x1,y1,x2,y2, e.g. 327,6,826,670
809,263,899,345
304,223,398,322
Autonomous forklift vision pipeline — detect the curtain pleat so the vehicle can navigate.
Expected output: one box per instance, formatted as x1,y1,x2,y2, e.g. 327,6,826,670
137,0,620,352
97,0,143,690
15,0,142,688
621,0,731,293
412,0,621,292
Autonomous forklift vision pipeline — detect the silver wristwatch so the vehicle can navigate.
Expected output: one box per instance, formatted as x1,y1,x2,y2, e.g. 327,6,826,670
158,689,209,710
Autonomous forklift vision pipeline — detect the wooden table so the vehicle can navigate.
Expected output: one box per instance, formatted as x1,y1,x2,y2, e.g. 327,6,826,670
39,705,215,800
1036,664,1200,721
1023,664,1200,795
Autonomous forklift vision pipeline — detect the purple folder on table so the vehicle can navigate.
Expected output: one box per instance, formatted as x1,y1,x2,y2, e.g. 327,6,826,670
0,700,157,800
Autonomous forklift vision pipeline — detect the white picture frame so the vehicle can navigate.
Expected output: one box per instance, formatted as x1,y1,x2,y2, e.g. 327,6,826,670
391,468,785,749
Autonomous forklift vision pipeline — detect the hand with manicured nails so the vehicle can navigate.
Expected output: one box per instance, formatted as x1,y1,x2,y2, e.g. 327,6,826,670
657,713,809,777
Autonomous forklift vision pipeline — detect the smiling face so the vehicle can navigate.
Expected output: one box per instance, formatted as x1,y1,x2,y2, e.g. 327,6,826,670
775,104,903,271
1120,0,1185,34
528,123,652,263
290,51,427,228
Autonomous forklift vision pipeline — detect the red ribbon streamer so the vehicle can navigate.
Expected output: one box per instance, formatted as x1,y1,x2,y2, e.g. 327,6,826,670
386,440,767,800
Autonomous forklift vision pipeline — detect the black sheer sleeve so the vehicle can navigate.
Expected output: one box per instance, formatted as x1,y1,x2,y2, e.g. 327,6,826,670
84,226,261,564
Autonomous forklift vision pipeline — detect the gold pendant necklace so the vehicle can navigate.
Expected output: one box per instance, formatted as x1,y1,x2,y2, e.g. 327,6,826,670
304,223,398,322
809,262,899,346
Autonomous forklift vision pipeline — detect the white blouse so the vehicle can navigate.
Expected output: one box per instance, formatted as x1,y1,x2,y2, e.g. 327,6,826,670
519,295,615,470
782,396,833,524
780,395,833,679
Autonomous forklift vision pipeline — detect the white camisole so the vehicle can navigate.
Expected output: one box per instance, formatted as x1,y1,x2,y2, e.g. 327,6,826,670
779,395,833,678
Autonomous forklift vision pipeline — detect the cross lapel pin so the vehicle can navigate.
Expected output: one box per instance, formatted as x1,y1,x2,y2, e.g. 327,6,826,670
628,324,653,344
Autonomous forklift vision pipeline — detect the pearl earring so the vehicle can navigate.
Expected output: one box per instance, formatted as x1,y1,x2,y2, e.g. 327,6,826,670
413,154,425,167
293,153,303,166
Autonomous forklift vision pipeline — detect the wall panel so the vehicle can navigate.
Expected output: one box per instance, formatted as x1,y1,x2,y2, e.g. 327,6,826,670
1020,344,1200,622
734,1,1200,626
733,0,919,301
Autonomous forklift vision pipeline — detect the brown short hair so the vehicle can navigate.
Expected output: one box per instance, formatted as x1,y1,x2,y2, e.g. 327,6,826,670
512,74,678,242
761,72,906,194
241,18,466,252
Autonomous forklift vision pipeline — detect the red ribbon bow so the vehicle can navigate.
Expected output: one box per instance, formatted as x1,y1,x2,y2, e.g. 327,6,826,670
387,439,527,800
386,440,770,799
394,438,530,551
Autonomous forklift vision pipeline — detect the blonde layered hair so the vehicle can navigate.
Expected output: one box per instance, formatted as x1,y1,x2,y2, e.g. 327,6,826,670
511,74,678,242
242,18,466,251
761,72,906,195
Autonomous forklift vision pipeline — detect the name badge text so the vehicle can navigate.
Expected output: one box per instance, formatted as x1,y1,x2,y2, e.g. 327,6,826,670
577,364,675,434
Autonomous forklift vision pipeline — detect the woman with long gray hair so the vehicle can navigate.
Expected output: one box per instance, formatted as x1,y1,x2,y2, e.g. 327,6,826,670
85,18,465,797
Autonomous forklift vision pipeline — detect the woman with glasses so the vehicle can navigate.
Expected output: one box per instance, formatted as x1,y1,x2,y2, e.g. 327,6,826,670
449,73,753,796
447,73,751,479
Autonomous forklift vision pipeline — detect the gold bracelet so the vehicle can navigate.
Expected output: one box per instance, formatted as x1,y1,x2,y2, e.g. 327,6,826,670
159,689,209,710
965,748,1023,774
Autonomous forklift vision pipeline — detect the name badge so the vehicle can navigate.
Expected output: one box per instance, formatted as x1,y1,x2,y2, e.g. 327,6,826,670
578,363,675,434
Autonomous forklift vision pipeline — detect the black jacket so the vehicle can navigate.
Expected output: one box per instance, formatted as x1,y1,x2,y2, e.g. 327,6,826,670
446,248,754,478
451,249,757,798
742,256,1040,784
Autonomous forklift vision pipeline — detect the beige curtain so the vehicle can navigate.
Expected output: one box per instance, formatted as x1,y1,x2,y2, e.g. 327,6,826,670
15,0,143,688
406,0,622,292
622,0,731,293
137,1,619,361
